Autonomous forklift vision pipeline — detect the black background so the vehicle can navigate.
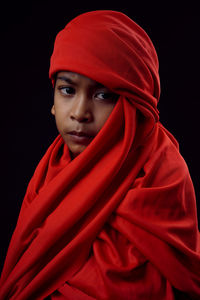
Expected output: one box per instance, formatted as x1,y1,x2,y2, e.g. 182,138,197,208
0,1,199,270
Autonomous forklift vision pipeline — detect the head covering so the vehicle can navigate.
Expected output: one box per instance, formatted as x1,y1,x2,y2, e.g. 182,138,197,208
0,10,199,300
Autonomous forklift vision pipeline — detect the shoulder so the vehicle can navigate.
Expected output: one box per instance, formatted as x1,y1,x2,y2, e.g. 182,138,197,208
137,123,192,188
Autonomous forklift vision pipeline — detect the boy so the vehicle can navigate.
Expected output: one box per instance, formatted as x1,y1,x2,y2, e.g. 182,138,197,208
0,10,199,300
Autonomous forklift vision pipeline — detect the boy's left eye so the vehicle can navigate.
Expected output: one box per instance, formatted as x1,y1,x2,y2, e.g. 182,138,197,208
96,92,117,100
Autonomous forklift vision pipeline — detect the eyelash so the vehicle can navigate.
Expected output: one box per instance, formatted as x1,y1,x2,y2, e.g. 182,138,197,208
57,86,117,101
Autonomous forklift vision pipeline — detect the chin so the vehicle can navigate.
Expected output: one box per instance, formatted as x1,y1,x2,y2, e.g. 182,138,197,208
69,146,86,158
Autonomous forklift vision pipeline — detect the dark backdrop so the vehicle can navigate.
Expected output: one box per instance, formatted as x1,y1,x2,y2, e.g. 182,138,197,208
0,1,199,271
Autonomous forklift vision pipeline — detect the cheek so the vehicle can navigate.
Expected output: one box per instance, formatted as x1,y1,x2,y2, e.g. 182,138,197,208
95,104,116,129
54,108,69,132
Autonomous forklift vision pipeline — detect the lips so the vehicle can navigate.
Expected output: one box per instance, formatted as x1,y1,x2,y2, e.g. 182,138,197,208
67,130,95,144
68,131,94,138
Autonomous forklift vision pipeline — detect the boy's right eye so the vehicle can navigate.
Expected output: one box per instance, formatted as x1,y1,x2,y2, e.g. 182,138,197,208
57,86,75,96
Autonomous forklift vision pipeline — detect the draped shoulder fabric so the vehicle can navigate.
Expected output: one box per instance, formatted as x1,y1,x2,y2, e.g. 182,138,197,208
0,10,199,300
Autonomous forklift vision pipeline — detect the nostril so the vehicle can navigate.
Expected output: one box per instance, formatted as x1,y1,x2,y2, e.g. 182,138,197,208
70,111,92,123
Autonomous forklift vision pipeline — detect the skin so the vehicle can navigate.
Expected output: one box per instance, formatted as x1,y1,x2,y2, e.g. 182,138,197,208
51,71,118,159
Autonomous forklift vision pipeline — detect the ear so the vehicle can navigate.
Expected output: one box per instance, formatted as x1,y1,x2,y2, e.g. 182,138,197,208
51,105,55,115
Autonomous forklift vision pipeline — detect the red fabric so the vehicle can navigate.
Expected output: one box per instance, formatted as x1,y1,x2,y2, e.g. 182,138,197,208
0,10,200,300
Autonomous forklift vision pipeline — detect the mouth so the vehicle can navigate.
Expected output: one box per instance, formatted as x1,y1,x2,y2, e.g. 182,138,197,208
67,130,95,144
68,131,94,137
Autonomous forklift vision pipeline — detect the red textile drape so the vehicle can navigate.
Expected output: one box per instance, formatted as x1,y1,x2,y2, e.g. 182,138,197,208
0,10,199,300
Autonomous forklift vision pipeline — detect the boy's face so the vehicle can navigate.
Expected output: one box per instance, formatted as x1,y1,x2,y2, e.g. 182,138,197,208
52,71,118,159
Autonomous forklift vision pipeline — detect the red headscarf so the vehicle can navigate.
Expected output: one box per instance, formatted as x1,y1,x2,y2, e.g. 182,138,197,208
0,10,199,300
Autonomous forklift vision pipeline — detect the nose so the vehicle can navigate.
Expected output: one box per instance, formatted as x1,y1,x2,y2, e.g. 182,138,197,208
70,94,93,123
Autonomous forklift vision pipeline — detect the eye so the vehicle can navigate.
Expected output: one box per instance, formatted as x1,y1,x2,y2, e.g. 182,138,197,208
95,91,118,101
57,86,75,96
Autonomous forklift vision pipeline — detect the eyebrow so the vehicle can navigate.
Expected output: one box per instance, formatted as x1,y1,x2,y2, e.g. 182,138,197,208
56,75,105,88
56,76,77,85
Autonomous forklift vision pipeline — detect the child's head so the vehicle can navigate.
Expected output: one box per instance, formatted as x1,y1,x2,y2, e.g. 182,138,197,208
49,10,160,158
